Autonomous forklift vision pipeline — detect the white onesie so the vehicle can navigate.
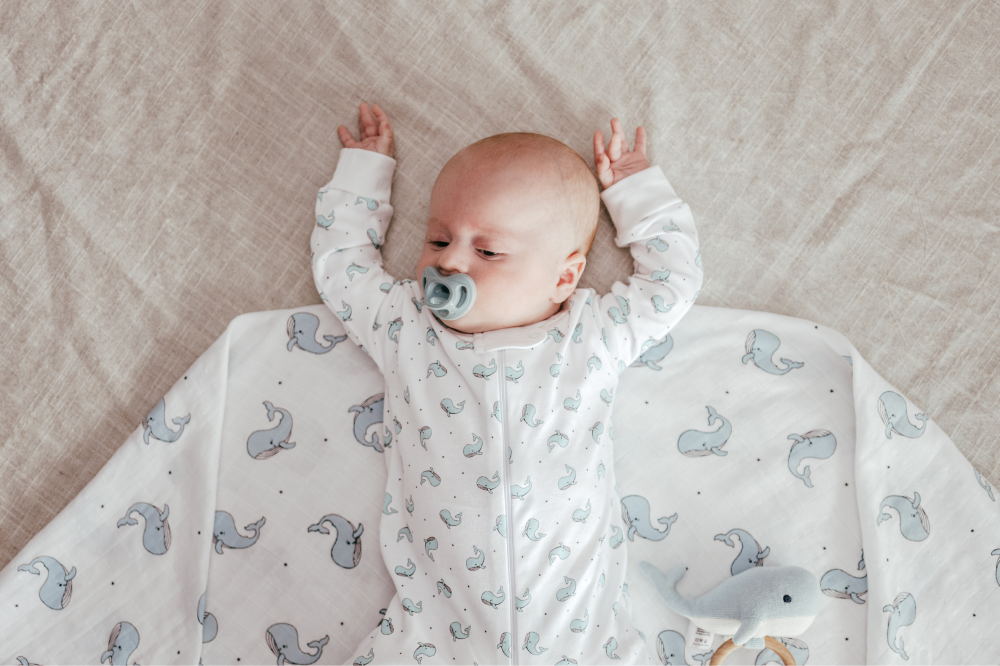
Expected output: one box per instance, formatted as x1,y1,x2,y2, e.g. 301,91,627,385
312,147,702,665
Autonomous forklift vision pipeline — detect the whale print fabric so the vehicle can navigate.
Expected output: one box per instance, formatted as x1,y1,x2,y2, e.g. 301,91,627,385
2,303,1000,664
309,148,703,664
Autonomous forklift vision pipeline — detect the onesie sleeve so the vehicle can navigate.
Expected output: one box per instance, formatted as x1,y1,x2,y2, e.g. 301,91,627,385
311,147,406,375
595,164,703,368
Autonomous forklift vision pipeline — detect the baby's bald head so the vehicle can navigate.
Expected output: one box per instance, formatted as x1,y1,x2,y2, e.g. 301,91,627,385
440,132,601,257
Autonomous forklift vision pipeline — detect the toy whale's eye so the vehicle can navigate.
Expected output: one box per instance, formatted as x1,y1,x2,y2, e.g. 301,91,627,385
783,594,792,603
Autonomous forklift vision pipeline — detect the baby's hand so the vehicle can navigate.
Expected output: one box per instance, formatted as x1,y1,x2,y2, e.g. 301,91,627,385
594,118,649,189
337,102,394,158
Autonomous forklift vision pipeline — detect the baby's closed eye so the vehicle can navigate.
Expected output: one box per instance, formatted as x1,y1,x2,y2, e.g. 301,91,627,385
429,241,500,257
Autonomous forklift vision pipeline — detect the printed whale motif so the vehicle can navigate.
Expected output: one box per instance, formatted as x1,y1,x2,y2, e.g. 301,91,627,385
482,585,506,609
142,398,190,444
511,476,532,500
473,359,497,380
286,312,347,354
306,514,363,569
395,558,416,578
348,393,384,453
213,511,265,554
878,492,930,541
523,631,548,655
101,621,141,666
677,406,731,457
742,329,804,375
878,391,928,439
555,576,577,601
821,565,868,604
631,334,673,370
116,502,171,555
883,592,916,659
265,622,329,665
450,622,471,641
787,430,837,487
621,495,678,541
247,401,296,459
16,556,76,610
197,592,218,643
714,528,769,575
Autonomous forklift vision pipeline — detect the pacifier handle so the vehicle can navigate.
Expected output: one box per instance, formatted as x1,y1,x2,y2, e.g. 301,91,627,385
710,637,794,665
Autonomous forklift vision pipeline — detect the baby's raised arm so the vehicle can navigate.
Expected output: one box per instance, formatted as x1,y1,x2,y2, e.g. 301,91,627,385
311,102,405,374
593,118,704,369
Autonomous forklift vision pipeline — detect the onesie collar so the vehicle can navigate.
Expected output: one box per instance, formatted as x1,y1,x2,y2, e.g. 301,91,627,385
424,289,587,356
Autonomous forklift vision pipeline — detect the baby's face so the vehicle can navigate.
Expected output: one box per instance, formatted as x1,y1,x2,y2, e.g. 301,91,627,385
416,153,585,334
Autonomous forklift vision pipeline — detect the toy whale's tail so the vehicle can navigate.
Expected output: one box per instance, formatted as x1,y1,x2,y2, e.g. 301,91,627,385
640,561,694,616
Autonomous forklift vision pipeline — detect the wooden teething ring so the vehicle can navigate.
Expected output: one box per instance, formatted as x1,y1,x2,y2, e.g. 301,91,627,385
709,636,795,665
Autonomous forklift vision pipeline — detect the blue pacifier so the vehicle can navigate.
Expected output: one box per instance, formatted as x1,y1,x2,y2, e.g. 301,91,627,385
421,266,477,321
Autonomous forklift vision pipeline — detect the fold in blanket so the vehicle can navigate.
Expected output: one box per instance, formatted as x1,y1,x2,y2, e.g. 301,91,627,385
2,304,998,664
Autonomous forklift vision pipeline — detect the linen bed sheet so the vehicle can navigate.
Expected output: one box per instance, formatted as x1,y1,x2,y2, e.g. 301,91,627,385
2,302,998,665
5,1,1000,612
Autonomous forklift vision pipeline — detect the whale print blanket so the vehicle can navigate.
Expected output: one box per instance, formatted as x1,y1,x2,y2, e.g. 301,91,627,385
2,303,999,665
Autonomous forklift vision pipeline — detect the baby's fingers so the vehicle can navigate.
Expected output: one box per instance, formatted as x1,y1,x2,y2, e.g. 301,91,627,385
634,126,647,156
607,118,624,161
337,125,357,147
372,104,394,139
359,102,379,138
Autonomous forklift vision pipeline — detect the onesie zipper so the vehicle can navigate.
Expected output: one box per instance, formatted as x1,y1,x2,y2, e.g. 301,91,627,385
498,349,518,665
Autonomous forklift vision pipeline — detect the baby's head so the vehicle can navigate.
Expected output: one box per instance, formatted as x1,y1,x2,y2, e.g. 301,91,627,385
417,132,601,334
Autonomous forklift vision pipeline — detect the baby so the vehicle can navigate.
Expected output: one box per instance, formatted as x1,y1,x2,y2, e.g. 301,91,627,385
311,102,702,665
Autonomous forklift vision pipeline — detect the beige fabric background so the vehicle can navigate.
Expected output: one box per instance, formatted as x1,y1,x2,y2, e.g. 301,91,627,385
2,1,998,572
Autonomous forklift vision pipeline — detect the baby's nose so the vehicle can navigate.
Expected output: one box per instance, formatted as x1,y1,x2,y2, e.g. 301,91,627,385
437,245,470,274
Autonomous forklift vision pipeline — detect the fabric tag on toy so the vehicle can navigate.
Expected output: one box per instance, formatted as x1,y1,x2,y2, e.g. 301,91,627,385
685,620,714,650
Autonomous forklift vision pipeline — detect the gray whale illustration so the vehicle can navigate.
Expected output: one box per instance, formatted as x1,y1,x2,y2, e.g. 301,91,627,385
414,642,436,664
641,562,821,648
17,556,76,610
787,430,837,488
556,576,576,601
878,391,928,439
450,622,471,641
883,592,916,660
570,609,588,633
482,585,505,608
498,631,512,657
286,313,347,354
878,492,930,541
820,568,867,604
348,393,385,452
755,636,809,665
197,592,218,642
714,528,769,576
265,623,329,665
307,514,363,568
656,630,687,665
101,621,140,665
524,631,548,655
213,511,265,554
247,401,296,459
143,398,190,444
677,406,731,457
742,329,804,375
976,469,996,501
117,502,171,555
631,334,673,370
622,495,677,541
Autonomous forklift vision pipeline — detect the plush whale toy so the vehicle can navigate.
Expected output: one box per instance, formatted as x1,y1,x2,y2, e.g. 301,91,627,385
640,561,821,650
